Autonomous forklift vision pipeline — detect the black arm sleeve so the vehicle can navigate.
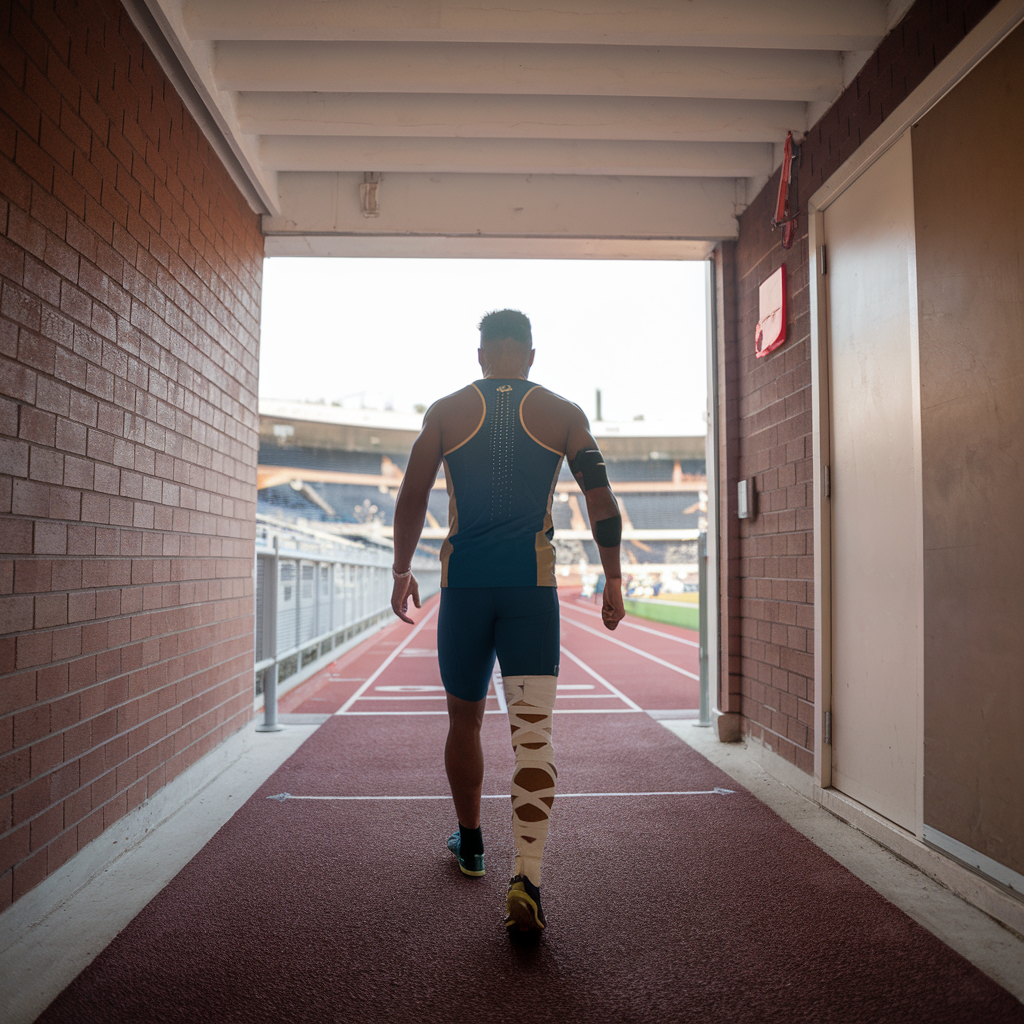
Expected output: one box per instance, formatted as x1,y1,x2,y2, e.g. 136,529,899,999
593,515,622,548
568,448,610,491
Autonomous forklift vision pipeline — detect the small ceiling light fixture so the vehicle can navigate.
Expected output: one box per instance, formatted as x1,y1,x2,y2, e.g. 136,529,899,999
360,172,381,218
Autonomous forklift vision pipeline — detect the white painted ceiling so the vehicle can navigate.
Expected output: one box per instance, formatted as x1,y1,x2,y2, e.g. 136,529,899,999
128,0,913,258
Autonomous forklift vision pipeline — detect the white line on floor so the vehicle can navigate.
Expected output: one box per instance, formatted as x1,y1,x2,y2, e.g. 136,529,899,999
336,607,438,715
267,788,735,802
559,645,644,711
562,616,700,681
562,601,700,649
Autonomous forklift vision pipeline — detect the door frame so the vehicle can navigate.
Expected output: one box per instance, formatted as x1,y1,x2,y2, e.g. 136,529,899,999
807,0,1024,799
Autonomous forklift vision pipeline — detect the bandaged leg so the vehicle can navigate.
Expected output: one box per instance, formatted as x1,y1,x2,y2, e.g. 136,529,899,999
503,674,557,886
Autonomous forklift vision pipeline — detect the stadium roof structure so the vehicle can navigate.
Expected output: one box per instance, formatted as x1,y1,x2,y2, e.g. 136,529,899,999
123,0,913,259
259,398,707,461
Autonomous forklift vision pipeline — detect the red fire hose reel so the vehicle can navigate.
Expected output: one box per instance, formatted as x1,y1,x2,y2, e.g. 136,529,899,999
772,131,801,250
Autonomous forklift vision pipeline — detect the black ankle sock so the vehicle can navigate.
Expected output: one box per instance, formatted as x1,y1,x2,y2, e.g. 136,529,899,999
459,824,483,857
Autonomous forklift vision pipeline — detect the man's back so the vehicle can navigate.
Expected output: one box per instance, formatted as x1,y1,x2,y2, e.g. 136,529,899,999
435,380,580,457
434,379,580,588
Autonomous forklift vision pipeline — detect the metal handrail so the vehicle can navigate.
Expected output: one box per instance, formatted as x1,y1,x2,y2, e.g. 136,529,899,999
253,517,441,730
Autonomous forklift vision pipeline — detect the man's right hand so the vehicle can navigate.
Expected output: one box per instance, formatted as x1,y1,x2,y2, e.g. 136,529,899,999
391,573,421,624
601,577,625,631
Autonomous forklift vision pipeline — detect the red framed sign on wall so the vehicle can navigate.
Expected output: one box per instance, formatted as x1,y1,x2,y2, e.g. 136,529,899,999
755,264,787,358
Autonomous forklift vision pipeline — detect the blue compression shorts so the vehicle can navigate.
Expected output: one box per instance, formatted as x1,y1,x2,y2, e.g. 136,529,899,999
437,586,560,702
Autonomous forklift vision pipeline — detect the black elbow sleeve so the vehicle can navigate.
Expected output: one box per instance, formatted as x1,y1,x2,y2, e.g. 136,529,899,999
594,514,622,548
568,448,610,491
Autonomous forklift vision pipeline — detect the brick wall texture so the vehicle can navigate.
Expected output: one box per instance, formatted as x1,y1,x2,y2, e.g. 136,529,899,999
0,0,263,909
723,0,999,772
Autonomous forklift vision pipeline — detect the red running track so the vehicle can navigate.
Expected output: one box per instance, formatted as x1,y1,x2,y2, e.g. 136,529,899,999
280,591,700,719
36,595,1024,1024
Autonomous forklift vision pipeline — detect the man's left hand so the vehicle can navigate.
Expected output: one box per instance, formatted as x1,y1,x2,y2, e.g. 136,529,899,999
601,578,625,631
391,574,421,624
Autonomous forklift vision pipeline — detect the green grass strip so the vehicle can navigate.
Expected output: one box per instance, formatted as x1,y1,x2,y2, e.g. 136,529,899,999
623,597,699,631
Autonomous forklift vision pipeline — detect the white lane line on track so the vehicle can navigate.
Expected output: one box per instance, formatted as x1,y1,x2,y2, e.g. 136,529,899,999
337,708,642,715
336,607,438,715
559,645,644,712
562,615,700,681
355,693,623,701
358,695,450,700
268,788,735,801
563,602,700,649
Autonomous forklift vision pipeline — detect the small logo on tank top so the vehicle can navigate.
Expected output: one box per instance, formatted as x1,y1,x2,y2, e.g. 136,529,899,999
496,384,513,393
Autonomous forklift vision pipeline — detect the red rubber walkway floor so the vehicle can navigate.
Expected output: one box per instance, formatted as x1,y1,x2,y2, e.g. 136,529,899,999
36,594,1024,1023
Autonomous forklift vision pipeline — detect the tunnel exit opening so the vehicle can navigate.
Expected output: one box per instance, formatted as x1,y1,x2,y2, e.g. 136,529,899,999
253,255,719,727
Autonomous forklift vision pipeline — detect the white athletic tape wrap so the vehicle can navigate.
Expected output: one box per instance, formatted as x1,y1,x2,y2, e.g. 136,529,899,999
503,674,557,886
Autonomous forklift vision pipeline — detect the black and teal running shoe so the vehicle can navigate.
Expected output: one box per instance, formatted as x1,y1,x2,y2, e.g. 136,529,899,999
446,830,485,877
505,875,546,932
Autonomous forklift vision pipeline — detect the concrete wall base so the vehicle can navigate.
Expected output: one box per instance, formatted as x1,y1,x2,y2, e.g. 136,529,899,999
715,710,742,742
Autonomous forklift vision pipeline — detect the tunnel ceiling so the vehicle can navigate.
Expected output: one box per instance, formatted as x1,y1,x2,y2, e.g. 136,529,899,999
126,0,911,258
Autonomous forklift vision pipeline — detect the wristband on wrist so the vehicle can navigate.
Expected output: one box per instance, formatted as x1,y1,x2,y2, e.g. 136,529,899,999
392,566,412,581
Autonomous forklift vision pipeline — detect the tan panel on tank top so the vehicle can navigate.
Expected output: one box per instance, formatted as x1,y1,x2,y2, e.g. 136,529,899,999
534,462,561,586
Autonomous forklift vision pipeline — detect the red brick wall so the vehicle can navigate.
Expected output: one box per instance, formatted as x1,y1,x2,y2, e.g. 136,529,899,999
0,0,263,909
721,0,999,771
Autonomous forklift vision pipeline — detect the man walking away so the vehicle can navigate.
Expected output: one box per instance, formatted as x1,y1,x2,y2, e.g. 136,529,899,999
390,309,624,934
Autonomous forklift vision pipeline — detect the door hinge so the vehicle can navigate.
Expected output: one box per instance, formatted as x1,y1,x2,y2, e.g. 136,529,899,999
818,244,828,275
822,464,831,499
824,710,832,746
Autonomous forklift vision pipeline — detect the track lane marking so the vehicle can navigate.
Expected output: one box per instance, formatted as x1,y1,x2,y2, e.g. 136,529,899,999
562,616,700,681
559,645,644,711
562,601,700,649
336,607,438,715
338,708,642,716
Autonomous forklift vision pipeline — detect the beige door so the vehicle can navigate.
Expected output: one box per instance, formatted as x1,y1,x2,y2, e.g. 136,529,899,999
825,133,922,833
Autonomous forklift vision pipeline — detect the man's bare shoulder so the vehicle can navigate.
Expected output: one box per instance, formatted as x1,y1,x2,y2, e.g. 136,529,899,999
521,384,590,455
427,384,486,452
425,384,481,418
525,385,588,424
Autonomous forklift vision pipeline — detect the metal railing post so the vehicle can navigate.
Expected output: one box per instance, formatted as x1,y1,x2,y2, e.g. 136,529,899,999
256,535,284,732
697,531,712,727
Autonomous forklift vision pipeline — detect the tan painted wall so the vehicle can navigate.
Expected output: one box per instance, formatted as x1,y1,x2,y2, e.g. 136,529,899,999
914,22,1024,875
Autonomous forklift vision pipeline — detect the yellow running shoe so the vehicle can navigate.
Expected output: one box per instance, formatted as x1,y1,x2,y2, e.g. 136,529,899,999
505,875,546,932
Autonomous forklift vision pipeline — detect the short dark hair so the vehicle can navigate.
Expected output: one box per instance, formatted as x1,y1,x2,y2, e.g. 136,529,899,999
478,309,532,346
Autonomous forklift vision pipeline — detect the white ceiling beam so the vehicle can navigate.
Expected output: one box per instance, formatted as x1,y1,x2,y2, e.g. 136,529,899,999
187,0,886,50
237,94,807,143
215,42,842,103
264,236,716,260
258,137,774,178
264,172,739,241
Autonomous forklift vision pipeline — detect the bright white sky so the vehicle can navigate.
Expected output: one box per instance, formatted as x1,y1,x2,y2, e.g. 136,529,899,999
259,258,708,432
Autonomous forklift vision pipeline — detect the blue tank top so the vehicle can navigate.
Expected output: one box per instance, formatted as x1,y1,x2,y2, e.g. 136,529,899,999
441,379,564,588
